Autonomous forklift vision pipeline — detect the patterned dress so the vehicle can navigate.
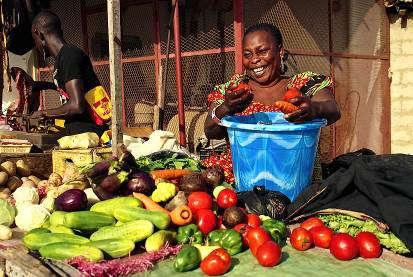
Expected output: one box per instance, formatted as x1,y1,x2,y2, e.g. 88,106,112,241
203,71,334,184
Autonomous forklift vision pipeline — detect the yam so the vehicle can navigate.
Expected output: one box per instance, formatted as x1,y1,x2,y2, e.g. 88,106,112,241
1,161,16,176
0,171,8,186
16,159,31,177
0,188,11,199
7,176,22,191
48,173,63,187
22,180,36,188
28,175,41,185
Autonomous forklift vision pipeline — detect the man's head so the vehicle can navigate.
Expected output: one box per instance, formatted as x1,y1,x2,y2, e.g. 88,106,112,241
31,11,63,58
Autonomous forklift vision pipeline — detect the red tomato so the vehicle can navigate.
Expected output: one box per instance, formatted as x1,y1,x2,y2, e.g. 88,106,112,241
232,82,251,93
246,213,261,228
233,223,250,247
283,87,302,102
188,192,212,213
256,240,282,267
216,188,237,209
300,217,325,231
310,225,333,248
290,227,313,251
195,209,217,235
200,248,231,276
330,233,359,261
246,227,272,256
356,232,382,259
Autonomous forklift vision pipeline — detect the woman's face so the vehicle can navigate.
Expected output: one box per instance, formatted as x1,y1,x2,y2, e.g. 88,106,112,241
242,30,282,86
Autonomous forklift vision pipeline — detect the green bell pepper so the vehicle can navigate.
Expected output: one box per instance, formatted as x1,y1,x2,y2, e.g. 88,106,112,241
173,245,201,272
207,229,243,255
262,219,287,245
177,224,203,245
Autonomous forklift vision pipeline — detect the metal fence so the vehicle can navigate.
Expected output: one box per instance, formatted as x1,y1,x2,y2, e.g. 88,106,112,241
38,0,390,162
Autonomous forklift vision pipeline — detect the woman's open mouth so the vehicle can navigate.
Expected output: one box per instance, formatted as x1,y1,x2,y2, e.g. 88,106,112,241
251,66,267,77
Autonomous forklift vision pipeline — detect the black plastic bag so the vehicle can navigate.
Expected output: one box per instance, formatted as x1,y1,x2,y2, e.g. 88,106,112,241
237,186,291,220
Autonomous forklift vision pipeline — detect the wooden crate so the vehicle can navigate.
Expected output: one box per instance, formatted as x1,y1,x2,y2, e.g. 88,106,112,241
52,147,113,176
0,153,52,178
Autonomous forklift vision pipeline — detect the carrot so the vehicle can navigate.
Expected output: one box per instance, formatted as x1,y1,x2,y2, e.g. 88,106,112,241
133,192,170,215
149,169,192,180
170,205,193,226
275,100,299,114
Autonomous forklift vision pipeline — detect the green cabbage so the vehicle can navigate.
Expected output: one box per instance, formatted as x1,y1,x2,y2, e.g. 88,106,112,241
0,199,16,227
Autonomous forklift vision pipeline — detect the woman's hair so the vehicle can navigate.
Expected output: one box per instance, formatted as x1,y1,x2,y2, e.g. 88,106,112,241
243,23,283,47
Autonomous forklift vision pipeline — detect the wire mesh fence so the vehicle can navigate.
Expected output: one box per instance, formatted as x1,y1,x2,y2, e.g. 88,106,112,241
36,0,390,160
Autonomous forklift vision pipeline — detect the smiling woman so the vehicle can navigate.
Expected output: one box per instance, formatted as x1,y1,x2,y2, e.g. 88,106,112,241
203,23,341,184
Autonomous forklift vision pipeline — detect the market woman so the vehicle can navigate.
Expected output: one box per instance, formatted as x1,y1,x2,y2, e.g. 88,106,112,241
28,11,111,136
204,23,341,183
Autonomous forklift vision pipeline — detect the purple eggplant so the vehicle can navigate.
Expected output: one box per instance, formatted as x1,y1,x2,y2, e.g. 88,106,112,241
124,171,155,195
91,182,115,200
85,157,119,178
55,189,88,211
117,144,139,171
99,170,129,193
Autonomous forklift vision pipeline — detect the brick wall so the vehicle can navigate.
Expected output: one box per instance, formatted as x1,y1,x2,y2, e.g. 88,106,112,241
390,14,413,154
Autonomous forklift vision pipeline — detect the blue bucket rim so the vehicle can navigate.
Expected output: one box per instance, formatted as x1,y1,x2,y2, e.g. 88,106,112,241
220,112,327,131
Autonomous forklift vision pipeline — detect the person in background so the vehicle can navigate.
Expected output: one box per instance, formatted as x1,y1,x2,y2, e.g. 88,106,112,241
203,23,340,183
25,11,111,136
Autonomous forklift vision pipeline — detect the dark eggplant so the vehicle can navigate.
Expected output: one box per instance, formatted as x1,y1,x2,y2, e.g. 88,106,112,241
117,144,139,171
179,172,207,193
124,171,155,195
91,182,115,200
55,189,88,212
99,170,129,193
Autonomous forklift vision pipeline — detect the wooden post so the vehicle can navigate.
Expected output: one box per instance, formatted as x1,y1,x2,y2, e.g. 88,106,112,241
107,0,123,153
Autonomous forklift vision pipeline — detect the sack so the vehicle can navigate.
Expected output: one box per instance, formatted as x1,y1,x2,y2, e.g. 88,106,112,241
57,132,100,149
237,186,291,220
84,86,112,126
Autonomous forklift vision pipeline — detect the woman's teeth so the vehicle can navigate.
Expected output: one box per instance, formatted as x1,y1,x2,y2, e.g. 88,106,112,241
253,67,265,76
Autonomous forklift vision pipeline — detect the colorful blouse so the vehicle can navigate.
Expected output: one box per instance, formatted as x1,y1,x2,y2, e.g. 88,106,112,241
203,71,334,184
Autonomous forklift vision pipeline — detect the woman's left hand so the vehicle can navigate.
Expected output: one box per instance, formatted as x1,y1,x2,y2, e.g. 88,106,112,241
284,96,317,123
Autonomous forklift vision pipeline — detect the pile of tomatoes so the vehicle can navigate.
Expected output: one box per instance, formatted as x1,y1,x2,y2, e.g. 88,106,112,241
290,217,383,260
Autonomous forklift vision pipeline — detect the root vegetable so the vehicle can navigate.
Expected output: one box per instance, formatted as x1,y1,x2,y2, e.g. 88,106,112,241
28,175,41,186
22,180,36,188
1,161,16,176
0,188,11,199
7,176,22,191
48,173,63,187
0,171,8,186
16,159,31,177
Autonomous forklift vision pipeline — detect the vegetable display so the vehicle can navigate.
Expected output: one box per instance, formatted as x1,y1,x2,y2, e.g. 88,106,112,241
177,224,203,245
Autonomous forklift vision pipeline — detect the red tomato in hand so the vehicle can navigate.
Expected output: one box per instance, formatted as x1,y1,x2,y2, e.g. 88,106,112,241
216,188,237,209
246,227,272,256
330,233,358,261
356,232,382,259
300,217,325,231
246,213,261,228
283,87,302,101
290,227,313,251
195,209,217,235
188,191,212,213
233,223,250,247
256,240,282,267
200,248,231,276
310,225,333,248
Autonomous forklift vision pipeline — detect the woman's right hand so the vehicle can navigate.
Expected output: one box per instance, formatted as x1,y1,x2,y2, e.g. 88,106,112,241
223,83,254,114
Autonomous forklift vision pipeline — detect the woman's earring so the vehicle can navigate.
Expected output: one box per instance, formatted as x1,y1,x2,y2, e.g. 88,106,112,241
280,60,285,75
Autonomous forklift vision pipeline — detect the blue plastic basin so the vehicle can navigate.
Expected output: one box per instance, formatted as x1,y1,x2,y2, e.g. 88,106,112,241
221,112,326,201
